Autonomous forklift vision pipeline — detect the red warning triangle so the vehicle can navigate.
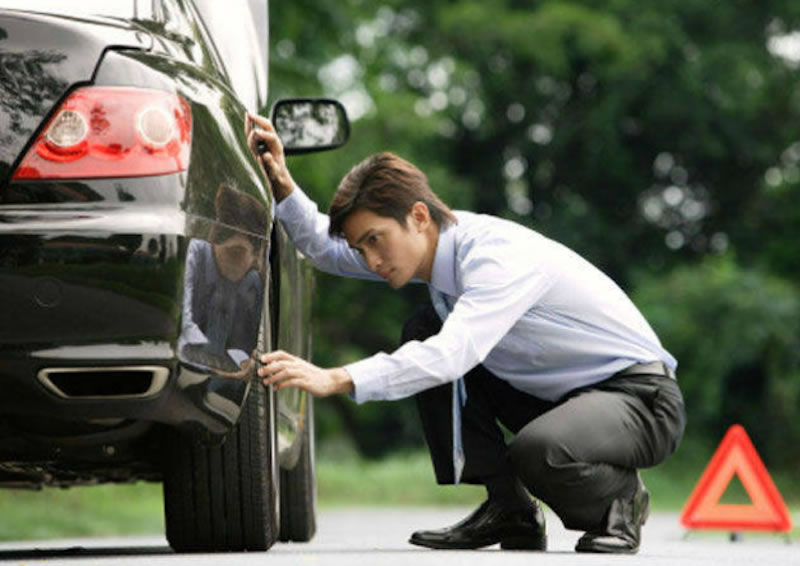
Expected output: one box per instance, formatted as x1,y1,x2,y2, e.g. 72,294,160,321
680,424,793,532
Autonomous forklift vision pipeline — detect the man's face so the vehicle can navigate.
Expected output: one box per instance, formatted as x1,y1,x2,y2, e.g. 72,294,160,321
213,234,257,282
342,208,430,288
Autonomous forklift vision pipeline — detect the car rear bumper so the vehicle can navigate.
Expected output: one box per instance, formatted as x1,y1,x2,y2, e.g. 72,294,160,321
0,342,252,438
0,198,260,439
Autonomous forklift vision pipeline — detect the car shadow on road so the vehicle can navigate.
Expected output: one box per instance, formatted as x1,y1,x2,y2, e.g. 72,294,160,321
0,545,173,561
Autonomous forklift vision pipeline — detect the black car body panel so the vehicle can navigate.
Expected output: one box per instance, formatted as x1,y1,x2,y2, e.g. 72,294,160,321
0,1,319,490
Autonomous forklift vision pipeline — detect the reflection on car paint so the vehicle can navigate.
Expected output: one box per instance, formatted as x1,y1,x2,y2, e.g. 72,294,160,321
179,183,266,378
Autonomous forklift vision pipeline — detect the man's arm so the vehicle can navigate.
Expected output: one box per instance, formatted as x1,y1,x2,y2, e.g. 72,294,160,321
258,350,354,397
178,239,210,347
245,112,382,281
246,112,294,202
256,225,557,403
259,257,551,402
346,241,558,403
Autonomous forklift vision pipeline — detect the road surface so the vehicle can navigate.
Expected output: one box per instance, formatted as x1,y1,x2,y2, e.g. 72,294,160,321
0,508,796,565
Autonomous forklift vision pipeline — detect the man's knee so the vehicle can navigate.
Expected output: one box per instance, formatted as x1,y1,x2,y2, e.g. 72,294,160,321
401,304,441,343
508,426,573,491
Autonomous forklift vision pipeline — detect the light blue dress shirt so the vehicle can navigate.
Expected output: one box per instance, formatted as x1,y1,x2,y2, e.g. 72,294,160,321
276,185,677,481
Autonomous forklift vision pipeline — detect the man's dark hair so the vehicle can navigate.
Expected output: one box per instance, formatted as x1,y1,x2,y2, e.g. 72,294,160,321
328,152,458,237
209,183,267,247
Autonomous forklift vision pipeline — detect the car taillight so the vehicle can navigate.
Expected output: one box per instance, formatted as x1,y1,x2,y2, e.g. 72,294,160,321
12,87,192,180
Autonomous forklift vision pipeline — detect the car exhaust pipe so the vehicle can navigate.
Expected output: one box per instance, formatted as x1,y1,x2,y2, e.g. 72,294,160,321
36,366,169,400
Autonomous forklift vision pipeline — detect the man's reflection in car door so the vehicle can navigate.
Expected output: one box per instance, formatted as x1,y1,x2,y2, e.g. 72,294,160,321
178,183,268,417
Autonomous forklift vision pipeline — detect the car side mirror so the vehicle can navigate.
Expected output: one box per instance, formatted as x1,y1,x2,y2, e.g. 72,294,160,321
270,98,350,155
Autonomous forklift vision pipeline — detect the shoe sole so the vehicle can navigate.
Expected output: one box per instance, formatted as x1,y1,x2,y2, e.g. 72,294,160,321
409,533,547,551
500,533,547,551
409,537,492,550
575,542,639,554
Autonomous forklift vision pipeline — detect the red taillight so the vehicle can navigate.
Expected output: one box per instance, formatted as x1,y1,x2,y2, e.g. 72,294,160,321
12,87,192,180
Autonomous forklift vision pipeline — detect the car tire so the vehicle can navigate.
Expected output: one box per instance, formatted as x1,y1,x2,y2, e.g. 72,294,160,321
163,382,279,552
279,396,317,542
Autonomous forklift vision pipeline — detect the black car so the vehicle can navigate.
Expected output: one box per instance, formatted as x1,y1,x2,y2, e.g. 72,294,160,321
0,0,348,552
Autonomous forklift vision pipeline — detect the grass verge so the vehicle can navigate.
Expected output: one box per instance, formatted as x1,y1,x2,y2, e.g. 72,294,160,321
0,483,164,542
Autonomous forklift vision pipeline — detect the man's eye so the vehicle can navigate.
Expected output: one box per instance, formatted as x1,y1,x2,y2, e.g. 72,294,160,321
368,235,378,244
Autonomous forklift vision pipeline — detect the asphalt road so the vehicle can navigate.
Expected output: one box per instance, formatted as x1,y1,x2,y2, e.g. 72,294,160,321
0,508,797,565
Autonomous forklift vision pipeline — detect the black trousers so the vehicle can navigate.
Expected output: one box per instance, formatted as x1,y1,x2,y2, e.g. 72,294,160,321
403,304,686,531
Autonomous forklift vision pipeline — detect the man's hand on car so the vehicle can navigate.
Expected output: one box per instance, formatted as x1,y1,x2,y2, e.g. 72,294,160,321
245,112,295,202
258,350,354,397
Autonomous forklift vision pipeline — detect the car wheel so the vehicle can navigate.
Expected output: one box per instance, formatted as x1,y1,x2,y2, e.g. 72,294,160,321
163,382,279,552
279,396,317,542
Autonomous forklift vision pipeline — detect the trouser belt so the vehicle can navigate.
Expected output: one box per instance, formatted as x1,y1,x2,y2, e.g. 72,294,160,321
617,361,676,380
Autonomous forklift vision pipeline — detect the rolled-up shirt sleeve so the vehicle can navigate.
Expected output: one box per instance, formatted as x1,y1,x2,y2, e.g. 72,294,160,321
345,243,558,403
276,186,381,281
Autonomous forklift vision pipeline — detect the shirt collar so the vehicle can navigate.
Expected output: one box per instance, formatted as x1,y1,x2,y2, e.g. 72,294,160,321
430,223,458,296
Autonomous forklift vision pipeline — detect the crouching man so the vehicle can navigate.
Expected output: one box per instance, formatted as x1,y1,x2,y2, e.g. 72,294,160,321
246,113,685,554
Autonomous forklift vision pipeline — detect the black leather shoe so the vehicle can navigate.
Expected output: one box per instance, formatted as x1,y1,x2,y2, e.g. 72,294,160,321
575,475,650,554
409,499,547,550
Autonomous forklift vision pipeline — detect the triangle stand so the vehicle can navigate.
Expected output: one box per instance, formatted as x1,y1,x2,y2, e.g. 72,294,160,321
680,424,793,539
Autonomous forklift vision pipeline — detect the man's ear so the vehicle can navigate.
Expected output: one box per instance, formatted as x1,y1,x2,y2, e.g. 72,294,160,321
410,201,431,231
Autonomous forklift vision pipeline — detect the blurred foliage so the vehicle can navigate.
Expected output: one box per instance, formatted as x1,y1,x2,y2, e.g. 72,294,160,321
633,256,800,468
266,1,800,466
